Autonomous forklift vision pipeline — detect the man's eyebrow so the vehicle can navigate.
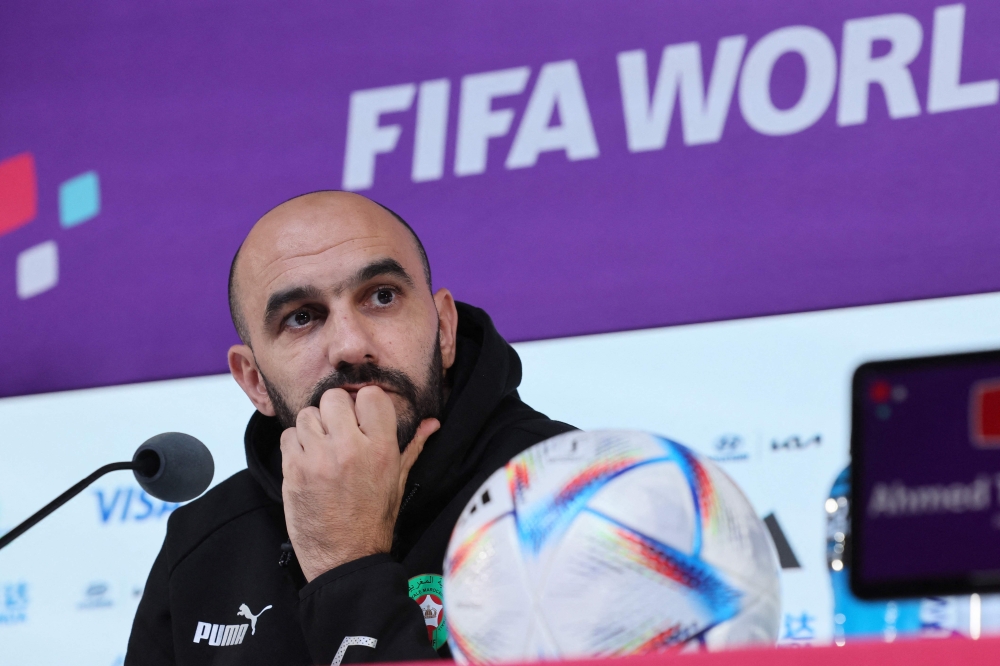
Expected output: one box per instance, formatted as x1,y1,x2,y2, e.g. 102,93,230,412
350,258,415,290
263,285,324,329
261,259,414,330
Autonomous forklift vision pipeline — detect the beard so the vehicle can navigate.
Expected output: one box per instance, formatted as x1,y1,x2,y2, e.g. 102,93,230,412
265,337,444,451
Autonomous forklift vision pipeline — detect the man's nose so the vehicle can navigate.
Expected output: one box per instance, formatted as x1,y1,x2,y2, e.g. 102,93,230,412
324,307,376,368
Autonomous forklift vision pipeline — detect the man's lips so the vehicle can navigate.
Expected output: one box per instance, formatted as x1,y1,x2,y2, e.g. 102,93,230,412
338,383,395,398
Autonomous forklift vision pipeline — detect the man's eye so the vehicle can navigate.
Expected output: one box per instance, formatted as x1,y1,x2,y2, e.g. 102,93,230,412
373,289,395,306
286,311,312,328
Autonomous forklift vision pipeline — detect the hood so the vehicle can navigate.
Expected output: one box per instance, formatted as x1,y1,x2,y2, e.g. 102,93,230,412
244,302,523,516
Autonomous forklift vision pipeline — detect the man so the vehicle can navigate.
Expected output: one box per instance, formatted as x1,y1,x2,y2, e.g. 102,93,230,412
125,191,574,665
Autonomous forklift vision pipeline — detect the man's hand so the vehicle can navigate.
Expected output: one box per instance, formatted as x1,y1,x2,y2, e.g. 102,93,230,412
280,386,440,582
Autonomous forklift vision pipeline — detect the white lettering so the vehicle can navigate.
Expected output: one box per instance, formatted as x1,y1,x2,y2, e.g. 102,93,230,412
739,26,837,136
411,79,451,182
454,67,530,176
617,36,746,151
928,4,999,113
868,476,992,517
194,620,249,646
838,13,923,126
221,625,239,646
506,60,599,169
193,621,211,644
342,84,416,191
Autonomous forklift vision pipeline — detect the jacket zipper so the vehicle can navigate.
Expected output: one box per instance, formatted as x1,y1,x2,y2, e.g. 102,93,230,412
398,483,420,518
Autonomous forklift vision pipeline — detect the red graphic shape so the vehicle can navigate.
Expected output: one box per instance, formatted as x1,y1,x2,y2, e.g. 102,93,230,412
869,380,891,404
0,153,38,237
971,380,1000,448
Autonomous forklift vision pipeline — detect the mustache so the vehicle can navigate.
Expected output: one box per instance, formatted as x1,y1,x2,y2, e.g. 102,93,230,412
306,362,419,409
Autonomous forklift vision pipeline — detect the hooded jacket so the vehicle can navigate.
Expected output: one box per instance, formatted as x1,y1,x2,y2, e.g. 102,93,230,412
125,303,575,665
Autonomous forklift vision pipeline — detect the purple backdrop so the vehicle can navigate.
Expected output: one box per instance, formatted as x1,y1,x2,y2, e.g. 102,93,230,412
2,0,999,397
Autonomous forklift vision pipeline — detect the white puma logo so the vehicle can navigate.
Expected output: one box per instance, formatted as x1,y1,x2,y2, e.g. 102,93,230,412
237,603,272,635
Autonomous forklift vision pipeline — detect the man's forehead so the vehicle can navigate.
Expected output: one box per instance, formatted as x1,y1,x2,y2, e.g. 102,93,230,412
237,193,419,304
248,193,406,260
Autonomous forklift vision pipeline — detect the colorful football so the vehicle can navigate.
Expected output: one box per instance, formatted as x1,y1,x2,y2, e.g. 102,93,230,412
442,430,780,662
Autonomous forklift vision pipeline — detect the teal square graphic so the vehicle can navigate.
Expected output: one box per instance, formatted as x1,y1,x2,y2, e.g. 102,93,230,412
59,171,100,228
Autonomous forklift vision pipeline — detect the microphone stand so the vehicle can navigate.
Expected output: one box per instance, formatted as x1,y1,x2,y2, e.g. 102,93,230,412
0,458,155,551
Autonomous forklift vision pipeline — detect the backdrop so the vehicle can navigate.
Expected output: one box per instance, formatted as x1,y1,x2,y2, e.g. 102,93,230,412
3,1,1000,664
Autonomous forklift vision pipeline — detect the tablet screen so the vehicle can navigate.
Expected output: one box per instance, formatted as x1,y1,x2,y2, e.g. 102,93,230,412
852,351,1000,598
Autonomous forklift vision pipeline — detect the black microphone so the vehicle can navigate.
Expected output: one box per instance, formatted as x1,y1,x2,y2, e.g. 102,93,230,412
0,432,214,551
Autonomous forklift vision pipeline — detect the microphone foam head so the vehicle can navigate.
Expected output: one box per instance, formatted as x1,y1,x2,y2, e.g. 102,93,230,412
133,432,214,502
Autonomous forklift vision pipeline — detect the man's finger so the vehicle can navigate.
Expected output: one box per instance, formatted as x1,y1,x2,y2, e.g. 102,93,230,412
295,405,327,440
317,388,359,438
279,428,304,479
280,426,303,451
355,386,397,447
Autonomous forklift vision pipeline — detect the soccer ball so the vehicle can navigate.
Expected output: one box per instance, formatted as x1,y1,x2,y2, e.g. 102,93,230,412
442,430,780,662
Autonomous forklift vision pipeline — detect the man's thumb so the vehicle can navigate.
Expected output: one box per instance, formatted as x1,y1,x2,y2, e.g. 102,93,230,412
400,418,440,477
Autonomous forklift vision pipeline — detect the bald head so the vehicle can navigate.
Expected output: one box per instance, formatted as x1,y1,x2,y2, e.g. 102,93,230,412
228,191,431,344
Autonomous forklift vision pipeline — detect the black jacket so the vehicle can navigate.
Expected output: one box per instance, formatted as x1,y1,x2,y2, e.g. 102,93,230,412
125,303,574,665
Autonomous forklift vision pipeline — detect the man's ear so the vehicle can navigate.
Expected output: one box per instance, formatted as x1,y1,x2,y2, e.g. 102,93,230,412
228,344,277,416
434,288,459,371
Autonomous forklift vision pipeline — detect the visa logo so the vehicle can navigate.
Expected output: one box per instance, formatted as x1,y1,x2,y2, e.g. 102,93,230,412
1,581,29,625
95,486,179,524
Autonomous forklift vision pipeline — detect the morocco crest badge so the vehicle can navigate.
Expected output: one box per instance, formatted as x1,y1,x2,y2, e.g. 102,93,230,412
408,574,447,650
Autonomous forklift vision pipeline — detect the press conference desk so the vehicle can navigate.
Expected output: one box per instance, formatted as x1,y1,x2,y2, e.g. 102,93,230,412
628,638,998,665
402,638,1000,666
655,637,1000,665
